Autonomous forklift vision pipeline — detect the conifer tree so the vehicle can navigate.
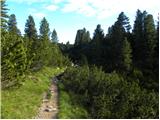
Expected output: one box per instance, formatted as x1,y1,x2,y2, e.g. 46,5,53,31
39,17,50,39
0,0,9,29
2,33,27,89
153,17,159,79
92,24,104,45
24,15,37,39
82,30,90,44
8,14,21,35
132,10,147,69
121,38,132,71
92,24,104,64
144,14,156,70
117,12,131,32
39,17,52,66
75,28,90,46
24,15,38,70
51,29,58,43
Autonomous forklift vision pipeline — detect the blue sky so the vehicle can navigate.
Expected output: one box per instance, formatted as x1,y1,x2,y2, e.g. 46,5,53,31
6,0,159,44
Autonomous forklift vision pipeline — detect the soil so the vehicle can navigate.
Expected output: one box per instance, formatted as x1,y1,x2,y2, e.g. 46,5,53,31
35,78,58,119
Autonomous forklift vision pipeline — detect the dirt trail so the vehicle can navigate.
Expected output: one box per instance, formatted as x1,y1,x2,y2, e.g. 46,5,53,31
35,78,58,119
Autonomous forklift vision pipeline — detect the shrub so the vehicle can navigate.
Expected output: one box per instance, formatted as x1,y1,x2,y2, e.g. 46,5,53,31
60,66,159,119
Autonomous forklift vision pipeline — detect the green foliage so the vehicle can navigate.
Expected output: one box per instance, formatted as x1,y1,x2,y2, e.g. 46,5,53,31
120,37,132,71
1,5,159,119
1,32,28,89
144,14,156,70
75,28,90,46
60,66,158,119
132,10,148,69
1,1,27,89
117,12,131,32
58,83,89,119
8,14,21,34
24,15,38,39
39,17,50,39
51,29,58,43
0,0,9,29
24,15,38,70
106,12,131,71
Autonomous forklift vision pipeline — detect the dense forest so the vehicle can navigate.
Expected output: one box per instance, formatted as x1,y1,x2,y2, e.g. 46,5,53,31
1,0,159,119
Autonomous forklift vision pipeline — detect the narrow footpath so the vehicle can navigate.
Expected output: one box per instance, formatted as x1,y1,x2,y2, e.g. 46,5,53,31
35,77,58,119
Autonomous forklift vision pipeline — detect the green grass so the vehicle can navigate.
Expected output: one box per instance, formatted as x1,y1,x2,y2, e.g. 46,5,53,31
1,67,65,119
58,83,88,119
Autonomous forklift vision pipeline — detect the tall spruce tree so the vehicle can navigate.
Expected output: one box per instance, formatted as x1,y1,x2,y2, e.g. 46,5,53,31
0,0,9,29
153,17,159,79
107,12,131,71
39,17,50,39
24,15,39,70
132,10,147,69
75,28,90,46
39,17,52,66
144,14,156,70
82,30,90,44
8,14,21,35
24,15,37,39
91,24,104,65
92,24,104,45
117,12,131,32
121,38,132,72
51,29,58,43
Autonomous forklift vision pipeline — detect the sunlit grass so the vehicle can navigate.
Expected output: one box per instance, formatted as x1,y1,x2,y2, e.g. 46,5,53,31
1,67,65,119
58,83,88,119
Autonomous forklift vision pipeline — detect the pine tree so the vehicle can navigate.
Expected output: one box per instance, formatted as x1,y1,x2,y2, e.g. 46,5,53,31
82,30,90,44
8,14,21,35
107,25,123,70
153,17,159,79
24,15,38,70
38,17,52,67
117,12,131,32
1,33,27,89
144,14,156,70
75,28,90,46
121,38,132,71
0,0,9,29
105,12,132,72
92,24,104,64
39,17,50,39
75,29,82,46
24,15,37,39
132,10,147,69
92,24,104,45
51,29,58,43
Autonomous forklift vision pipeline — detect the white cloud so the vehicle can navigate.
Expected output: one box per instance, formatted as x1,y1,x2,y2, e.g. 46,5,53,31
53,0,65,4
8,0,48,4
27,8,46,19
33,12,46,19
61,0,159,20
10,0,159,20
62,0,96,17
46,5,58,11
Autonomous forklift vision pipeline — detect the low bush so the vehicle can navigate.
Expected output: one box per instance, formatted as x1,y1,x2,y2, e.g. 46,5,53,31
59,66,158,119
